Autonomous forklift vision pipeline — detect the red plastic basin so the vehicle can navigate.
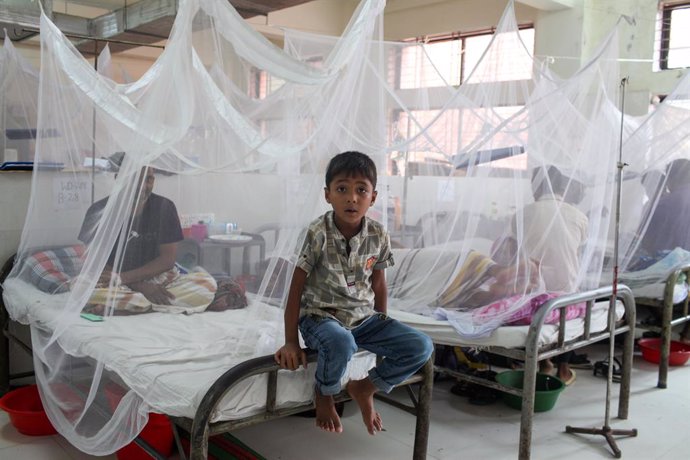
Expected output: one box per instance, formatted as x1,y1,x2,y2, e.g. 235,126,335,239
0,385,57,436
105,383,174,460
638,338,690,366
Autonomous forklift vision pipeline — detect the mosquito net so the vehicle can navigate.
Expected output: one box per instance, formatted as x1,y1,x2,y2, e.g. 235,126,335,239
618,70,690,298
0,36,38,165
1,0,637,454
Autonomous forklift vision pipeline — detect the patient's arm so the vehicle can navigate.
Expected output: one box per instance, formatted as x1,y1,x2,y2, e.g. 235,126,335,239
127,281,175,305
118,242,178,285
96,242,178,304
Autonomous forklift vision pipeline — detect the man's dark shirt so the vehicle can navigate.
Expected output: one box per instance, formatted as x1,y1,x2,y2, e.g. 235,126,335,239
78,193,183,272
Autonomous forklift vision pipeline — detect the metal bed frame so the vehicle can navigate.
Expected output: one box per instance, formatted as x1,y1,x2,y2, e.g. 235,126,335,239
0,254,433,460
428,285,636,460
633,264,690,389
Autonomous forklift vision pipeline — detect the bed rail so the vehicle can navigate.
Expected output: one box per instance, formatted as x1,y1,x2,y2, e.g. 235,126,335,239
634,264,690,388
176,350,433,460
434,284,635,460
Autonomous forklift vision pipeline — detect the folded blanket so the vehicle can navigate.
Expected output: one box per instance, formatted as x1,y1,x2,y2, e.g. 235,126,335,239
85,267,218,315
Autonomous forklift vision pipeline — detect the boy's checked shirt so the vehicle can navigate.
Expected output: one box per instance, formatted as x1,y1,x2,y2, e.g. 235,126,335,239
297,211,394,328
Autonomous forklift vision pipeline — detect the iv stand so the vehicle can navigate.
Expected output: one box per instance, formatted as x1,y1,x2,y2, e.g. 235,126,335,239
564,77,638,458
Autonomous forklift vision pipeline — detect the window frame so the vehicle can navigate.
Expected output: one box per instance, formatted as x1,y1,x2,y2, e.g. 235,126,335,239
399,23,534,89
658,1,690,70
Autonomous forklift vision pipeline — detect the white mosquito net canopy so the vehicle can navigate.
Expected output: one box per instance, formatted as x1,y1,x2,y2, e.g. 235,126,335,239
0,36,39,164
618,70,690,295
1,0,632,454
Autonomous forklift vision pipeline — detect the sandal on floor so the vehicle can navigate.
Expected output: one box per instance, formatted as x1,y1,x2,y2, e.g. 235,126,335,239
467,385,499,406
450,381,472,397
569,353,593,370
593,357,622,383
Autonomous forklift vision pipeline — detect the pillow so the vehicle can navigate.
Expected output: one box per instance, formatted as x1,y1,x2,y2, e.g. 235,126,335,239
21,245,86,293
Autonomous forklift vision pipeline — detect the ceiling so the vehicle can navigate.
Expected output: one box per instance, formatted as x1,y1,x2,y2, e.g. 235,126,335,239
0,0,315,55
0,0,578,55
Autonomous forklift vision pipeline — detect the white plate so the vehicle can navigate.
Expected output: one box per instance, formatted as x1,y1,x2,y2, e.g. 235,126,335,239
208,234,252,242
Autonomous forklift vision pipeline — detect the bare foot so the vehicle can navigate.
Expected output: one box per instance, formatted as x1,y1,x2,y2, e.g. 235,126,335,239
314,390,342,433
539,359,554,375
347,378,383,435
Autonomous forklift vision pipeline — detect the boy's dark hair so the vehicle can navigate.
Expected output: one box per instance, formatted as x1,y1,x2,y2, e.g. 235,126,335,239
325,151,377,189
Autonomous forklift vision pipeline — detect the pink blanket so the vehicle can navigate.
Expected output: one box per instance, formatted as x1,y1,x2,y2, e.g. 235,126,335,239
472,292,586,326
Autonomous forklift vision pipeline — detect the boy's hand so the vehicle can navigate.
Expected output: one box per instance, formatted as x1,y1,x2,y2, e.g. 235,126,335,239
274,342,308,370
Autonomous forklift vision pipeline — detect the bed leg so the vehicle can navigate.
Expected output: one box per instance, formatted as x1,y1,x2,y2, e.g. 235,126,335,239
189,412,210,460
658,297,673,389
618,330,634,419
189,430,208,460
412,357,433,460
518,351,538,460
0,305,9,395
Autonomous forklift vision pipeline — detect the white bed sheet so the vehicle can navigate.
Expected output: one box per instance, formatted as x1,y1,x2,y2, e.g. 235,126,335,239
629,282,688,303
2,278,375,422
389,299,624,348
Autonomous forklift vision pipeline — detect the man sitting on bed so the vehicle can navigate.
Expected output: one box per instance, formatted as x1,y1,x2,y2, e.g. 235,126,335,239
494,166,588,385
78,154,223,315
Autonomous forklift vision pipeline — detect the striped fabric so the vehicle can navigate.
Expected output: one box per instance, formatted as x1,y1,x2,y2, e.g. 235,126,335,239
21,245,86,293
86,267,217,314
437,250,496,308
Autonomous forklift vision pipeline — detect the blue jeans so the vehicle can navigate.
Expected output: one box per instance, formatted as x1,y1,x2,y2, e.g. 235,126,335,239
298,313,433,395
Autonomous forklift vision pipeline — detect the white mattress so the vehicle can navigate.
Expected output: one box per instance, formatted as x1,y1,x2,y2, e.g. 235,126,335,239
2,278,375,422
389,299,625,349
630,282,688,304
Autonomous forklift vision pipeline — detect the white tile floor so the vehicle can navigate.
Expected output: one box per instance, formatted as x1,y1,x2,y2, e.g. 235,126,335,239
1,342,688,460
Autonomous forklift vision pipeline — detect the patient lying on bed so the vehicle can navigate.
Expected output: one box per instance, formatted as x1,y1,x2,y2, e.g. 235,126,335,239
435,249,585,327
78,161,241,315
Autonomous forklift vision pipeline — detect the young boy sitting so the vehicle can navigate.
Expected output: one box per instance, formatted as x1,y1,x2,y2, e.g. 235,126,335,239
274,151,433,435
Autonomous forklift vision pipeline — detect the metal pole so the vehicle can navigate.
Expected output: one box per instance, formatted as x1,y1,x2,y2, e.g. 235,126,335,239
565,77,638,458
606,76,629,428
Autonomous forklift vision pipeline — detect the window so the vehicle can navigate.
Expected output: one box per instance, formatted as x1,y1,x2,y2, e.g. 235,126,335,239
249,70,285,99
387,105,527,176
389,26,533,175
656,2,690,70
396,26,535,89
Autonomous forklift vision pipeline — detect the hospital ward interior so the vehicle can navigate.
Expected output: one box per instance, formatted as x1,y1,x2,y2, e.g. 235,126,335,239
1,0,690,459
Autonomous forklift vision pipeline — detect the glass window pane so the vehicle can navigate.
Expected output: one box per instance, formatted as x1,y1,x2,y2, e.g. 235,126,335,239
464,28,534,83
668,8,690,69
399,40,461,88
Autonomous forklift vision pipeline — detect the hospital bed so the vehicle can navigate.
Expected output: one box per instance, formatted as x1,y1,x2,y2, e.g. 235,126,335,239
387,247,636,460
625,263,690,388
0,254,433,460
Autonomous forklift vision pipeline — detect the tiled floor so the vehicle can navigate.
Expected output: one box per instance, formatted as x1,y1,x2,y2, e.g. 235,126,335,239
1,342,689,459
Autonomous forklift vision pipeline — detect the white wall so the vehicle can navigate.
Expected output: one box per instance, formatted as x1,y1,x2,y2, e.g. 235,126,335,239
383,0,539,40
0,173,31,265
534,0,688,114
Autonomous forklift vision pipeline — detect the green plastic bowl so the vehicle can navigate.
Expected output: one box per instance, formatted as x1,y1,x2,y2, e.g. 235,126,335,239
495,370,565,412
